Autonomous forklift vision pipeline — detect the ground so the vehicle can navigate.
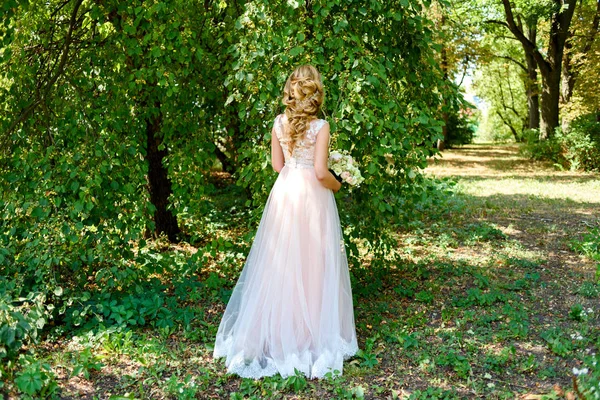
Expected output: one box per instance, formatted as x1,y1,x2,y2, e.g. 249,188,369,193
20,144,600,399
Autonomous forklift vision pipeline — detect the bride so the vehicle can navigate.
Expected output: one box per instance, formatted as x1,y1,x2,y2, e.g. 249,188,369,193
213,65,359,379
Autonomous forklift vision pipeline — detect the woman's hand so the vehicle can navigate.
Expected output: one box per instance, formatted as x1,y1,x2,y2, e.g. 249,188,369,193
332,181,342,193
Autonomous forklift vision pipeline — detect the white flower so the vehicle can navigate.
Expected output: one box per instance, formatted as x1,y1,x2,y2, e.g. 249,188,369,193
570,332,584,340
573,367,589,375
330,152,343,162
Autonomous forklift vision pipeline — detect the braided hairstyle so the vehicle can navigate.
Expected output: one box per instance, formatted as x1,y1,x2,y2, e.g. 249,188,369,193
282,65,324,153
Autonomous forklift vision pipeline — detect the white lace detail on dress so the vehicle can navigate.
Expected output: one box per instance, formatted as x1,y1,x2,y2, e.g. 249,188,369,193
276,114,327,169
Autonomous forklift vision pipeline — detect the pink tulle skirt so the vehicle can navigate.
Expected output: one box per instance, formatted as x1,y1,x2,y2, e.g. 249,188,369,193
213,164,359,379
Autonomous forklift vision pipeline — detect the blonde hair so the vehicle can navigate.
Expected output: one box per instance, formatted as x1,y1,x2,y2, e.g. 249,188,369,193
282,65,324,152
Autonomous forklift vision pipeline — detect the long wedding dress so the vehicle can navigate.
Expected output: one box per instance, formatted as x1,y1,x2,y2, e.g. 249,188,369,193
213,114,359,379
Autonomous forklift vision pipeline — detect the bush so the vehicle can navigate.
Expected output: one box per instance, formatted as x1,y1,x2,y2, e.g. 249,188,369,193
521,114,600,171
445,108,476,147
556,113,600,172
14,357,59,398
520,129,567,167
0,283,49,365
571,226,600,283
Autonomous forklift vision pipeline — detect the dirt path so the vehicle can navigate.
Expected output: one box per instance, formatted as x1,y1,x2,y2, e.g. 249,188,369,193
426,144,599,277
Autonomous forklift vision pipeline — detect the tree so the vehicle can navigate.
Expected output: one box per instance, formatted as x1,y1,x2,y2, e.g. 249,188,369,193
561,0,600,125
1,0,456,285
473,56,528,142
0,0,236,242
492,0,577,140
428,0,481,150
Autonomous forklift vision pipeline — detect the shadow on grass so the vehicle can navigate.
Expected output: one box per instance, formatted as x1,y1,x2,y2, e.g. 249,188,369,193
429,144,600,181
457,173,600,184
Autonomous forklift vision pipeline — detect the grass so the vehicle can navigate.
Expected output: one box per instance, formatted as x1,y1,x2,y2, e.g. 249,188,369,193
13,144,600,399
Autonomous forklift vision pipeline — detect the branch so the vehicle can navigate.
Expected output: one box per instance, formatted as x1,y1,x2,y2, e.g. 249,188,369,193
495,55,527,72
457,56,469,87
496,109,520,140
500,0,551,76
50,0,73,18
485,19,509,29
5,0,84,136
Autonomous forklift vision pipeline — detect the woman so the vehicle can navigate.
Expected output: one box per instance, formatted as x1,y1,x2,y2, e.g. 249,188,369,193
213,65,358,379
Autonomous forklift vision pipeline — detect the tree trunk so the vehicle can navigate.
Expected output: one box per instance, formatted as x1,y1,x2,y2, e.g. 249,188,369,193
561,44,575,106
524,26,540,130
539,68,561,140
560,45,575,131
145,102,181,242
437,14,449,151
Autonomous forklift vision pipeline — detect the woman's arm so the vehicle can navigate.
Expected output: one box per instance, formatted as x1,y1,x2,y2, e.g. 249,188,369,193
314,122,342,192
271,120,284,173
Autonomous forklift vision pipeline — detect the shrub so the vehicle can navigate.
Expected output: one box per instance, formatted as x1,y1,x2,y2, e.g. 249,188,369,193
556,113,600,172
14,356,59,398
0,284,49,364
571,227,600,283
520,129,567,167
521,114,600,171
446,108,476,147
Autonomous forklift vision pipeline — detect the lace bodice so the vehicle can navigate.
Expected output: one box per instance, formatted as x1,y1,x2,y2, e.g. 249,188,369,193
274,114,327,169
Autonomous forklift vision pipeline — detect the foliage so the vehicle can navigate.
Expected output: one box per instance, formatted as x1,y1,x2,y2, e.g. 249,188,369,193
573,351,600,400
0,283,49,364
70,347,105,379
571,226,600,282
472,51,527,143
520,129,566,166
521,114,600,172
561,0,600,124
445,103,476,147
407,387,460,399
14,357,59,398
555,113,600,172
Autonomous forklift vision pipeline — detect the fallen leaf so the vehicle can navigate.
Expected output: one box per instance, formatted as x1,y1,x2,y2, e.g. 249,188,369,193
553,383,564,396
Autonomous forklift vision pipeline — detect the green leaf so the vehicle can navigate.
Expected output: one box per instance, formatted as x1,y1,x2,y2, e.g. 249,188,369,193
289,46,304,57
31,207,45,218
15,369,43,395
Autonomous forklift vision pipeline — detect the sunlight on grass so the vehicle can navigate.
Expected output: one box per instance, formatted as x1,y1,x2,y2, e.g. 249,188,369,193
458,178,600,203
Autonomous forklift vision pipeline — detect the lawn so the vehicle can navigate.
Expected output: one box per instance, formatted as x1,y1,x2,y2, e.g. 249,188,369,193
18,144,600,399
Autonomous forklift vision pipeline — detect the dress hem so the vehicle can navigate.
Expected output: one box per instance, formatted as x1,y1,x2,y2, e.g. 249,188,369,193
213,337,359,380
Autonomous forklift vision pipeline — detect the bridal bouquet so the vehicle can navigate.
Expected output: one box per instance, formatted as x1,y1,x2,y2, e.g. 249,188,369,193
328,150,365,187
